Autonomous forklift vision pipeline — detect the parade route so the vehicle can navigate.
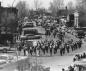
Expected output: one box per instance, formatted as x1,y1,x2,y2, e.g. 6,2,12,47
0,55,74,71
0,39,86,71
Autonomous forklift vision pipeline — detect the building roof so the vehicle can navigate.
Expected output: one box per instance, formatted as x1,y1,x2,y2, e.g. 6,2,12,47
0,5,18,14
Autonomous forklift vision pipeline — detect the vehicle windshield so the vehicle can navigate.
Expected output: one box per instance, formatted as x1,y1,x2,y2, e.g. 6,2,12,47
23,23,34,28
24,29,38,35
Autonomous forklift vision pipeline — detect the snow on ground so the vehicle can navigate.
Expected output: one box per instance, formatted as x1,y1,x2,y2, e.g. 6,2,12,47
40,56,73,71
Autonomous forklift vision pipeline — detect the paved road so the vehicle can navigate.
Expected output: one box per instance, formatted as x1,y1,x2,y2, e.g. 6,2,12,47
0,55,74,71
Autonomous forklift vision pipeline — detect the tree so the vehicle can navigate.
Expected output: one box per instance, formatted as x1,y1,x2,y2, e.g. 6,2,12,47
81,0,86,9
49,0,64,16
53,0,64,9
34,0,42,10
67,1,74,10
16,1,29,18
49,2,57,16
66,1,75,14
76,0,86,10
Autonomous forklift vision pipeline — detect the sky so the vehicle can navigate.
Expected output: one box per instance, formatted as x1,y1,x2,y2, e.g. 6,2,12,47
0,0,76,9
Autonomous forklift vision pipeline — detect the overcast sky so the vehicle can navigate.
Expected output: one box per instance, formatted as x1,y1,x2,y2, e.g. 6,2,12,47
0,0,76,9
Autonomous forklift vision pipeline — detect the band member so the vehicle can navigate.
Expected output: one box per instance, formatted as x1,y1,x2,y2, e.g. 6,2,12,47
30,46,33,56
54,43,58,54
62,44,65,55
23,44,27,56
60,47,63,56
17,44,22,56
74,42,77,50
33,46,36,55
78,39,82,48
66,44,70,53
45,43,49,53
42,44,45,55
50,44,53,56
36,43,40,56
70,43,74,51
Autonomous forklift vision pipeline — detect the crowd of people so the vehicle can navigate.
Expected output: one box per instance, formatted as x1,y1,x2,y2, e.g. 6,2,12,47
62,64,84,71
17,14,83,57
16,12,86,71
73,52,86,62
18,14,67,37
16,38,82,56
59,39,82,56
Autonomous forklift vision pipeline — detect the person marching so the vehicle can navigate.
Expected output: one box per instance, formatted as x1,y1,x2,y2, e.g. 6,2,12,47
42,43,45,55
33,46,36,55
45,42,49,54
78,39,82,49
62,43,65,55
66,43,70,53
23,44,27,56
53,42,57,54
60,43,65,56
70,43,74,51
36,41,40,56
74,42,77,50
53,43,56,54
33,41,37,55
17,44,22,56
29,46,33,56
50,43,53,56
60,47,63,56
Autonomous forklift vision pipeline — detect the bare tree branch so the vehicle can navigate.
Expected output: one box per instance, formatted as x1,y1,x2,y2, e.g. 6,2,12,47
16,1,29,18
49,0,64,16
34,0,42,10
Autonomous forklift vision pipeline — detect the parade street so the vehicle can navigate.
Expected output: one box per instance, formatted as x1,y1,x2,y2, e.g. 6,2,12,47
0,38,86,71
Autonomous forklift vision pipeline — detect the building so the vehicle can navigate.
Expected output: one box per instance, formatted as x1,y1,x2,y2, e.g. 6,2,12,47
0,2,18,45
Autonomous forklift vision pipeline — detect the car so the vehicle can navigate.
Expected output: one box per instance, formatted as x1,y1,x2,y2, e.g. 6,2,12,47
27,35,42,39
20,35,42,40
22,22,36,28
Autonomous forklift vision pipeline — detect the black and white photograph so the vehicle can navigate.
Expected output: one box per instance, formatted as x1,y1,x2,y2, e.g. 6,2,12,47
0,0,86,71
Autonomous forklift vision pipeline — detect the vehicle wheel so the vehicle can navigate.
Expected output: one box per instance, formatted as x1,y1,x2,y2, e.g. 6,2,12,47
3,48,7,53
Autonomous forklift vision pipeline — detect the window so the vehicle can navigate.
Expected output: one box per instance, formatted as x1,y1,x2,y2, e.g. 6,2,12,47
24,29,38,35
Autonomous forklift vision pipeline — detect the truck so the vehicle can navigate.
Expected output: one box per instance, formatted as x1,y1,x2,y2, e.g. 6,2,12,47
20,21,45,47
